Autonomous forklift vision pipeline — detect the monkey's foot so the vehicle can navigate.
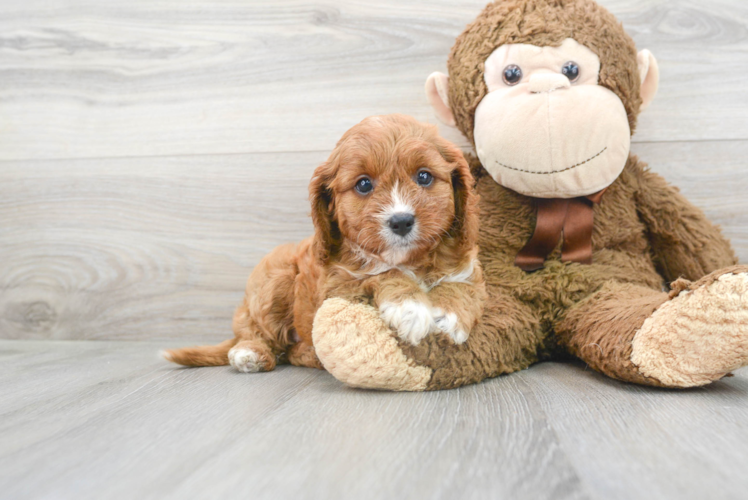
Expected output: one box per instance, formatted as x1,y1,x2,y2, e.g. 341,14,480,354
631,267,748,387
312,298,432,391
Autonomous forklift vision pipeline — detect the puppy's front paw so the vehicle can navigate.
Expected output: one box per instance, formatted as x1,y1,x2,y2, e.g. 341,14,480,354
432,308,469,345
379,299,436,345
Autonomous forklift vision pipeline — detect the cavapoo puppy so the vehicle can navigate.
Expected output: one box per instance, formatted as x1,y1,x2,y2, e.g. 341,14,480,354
163,114,485,373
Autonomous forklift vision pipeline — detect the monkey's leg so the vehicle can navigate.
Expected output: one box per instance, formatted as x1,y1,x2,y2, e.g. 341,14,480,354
313,284,544,391
556,267,748,387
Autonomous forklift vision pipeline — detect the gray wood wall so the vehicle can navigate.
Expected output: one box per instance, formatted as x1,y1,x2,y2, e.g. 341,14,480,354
1,0,747,342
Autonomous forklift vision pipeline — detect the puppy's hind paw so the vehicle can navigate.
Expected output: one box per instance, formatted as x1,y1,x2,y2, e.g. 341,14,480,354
433,309,469,345
379,299,436,345
228,346,275,373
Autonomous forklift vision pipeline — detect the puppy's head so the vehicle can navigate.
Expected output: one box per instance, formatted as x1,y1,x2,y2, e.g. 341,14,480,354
310,114,478,265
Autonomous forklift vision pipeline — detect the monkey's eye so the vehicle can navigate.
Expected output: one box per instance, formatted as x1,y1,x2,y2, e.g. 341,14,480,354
354,176,373,195
502,65,523,86
561,61,580,83
415,170,433,187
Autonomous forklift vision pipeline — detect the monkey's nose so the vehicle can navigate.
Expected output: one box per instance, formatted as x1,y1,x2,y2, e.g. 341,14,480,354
528,73,571,93
388,213,415,237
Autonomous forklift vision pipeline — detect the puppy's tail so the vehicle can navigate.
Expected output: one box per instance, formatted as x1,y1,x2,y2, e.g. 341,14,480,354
161,338,238,367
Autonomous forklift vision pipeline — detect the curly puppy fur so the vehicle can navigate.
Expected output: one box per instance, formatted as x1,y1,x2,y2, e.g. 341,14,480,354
163,114,485,372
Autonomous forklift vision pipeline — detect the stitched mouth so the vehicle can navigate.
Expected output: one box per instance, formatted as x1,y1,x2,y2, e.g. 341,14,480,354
494,146,607,175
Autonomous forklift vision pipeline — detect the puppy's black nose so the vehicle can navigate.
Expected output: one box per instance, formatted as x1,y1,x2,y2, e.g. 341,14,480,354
388,213,415,237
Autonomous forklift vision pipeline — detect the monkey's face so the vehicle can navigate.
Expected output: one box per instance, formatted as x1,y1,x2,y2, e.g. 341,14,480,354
426,29,659,200
473,38,630,198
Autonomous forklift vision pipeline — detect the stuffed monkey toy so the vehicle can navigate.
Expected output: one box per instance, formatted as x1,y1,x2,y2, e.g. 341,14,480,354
311,0,748,391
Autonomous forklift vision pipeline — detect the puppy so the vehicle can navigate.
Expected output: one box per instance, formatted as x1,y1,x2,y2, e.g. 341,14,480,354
163,114,485,373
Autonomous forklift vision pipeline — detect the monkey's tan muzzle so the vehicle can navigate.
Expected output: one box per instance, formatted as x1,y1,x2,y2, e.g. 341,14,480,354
473,79,631,199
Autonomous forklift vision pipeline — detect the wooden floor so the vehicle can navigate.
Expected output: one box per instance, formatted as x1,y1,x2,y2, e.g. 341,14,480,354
2,0,748,498
1,340,747,500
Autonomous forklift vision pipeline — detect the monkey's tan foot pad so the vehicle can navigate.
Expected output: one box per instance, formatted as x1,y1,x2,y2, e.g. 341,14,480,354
312,298,432,391
631,270,748,387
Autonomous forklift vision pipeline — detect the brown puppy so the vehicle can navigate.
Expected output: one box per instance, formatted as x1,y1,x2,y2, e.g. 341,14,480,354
163,114,485,373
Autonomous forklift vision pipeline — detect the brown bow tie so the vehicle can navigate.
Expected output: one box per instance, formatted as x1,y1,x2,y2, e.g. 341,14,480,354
515,190,605,272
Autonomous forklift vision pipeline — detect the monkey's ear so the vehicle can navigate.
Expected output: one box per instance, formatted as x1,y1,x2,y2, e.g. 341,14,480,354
425,72,457,127
637,49,659,111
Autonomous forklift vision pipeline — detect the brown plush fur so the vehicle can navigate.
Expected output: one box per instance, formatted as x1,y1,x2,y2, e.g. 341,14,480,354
555,282,668,387
420,0,737,388
397,153,736,389
312,0,742,390
164,114,484,371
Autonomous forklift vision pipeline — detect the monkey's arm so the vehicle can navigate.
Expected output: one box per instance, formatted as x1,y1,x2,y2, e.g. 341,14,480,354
632,159,737,282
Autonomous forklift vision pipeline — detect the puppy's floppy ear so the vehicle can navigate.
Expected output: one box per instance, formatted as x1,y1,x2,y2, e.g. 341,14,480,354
309,160,341,263
440,141,479,250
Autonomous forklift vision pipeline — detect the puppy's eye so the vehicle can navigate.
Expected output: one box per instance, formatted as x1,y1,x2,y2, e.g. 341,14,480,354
561,61,580,83
502,65,523,86
415,170,433,187
354,177,373,195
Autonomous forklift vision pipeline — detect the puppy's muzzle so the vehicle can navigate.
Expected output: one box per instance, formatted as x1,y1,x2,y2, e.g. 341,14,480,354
388,213,415,237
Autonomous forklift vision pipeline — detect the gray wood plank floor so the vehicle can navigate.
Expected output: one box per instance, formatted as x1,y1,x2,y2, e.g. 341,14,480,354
2,340,748,500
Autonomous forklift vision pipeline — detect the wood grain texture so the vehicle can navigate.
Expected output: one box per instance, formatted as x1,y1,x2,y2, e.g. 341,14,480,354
1,0,748,161
0,151,323,341
0,0,746,343
525,362,748,500
2,340,748,500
